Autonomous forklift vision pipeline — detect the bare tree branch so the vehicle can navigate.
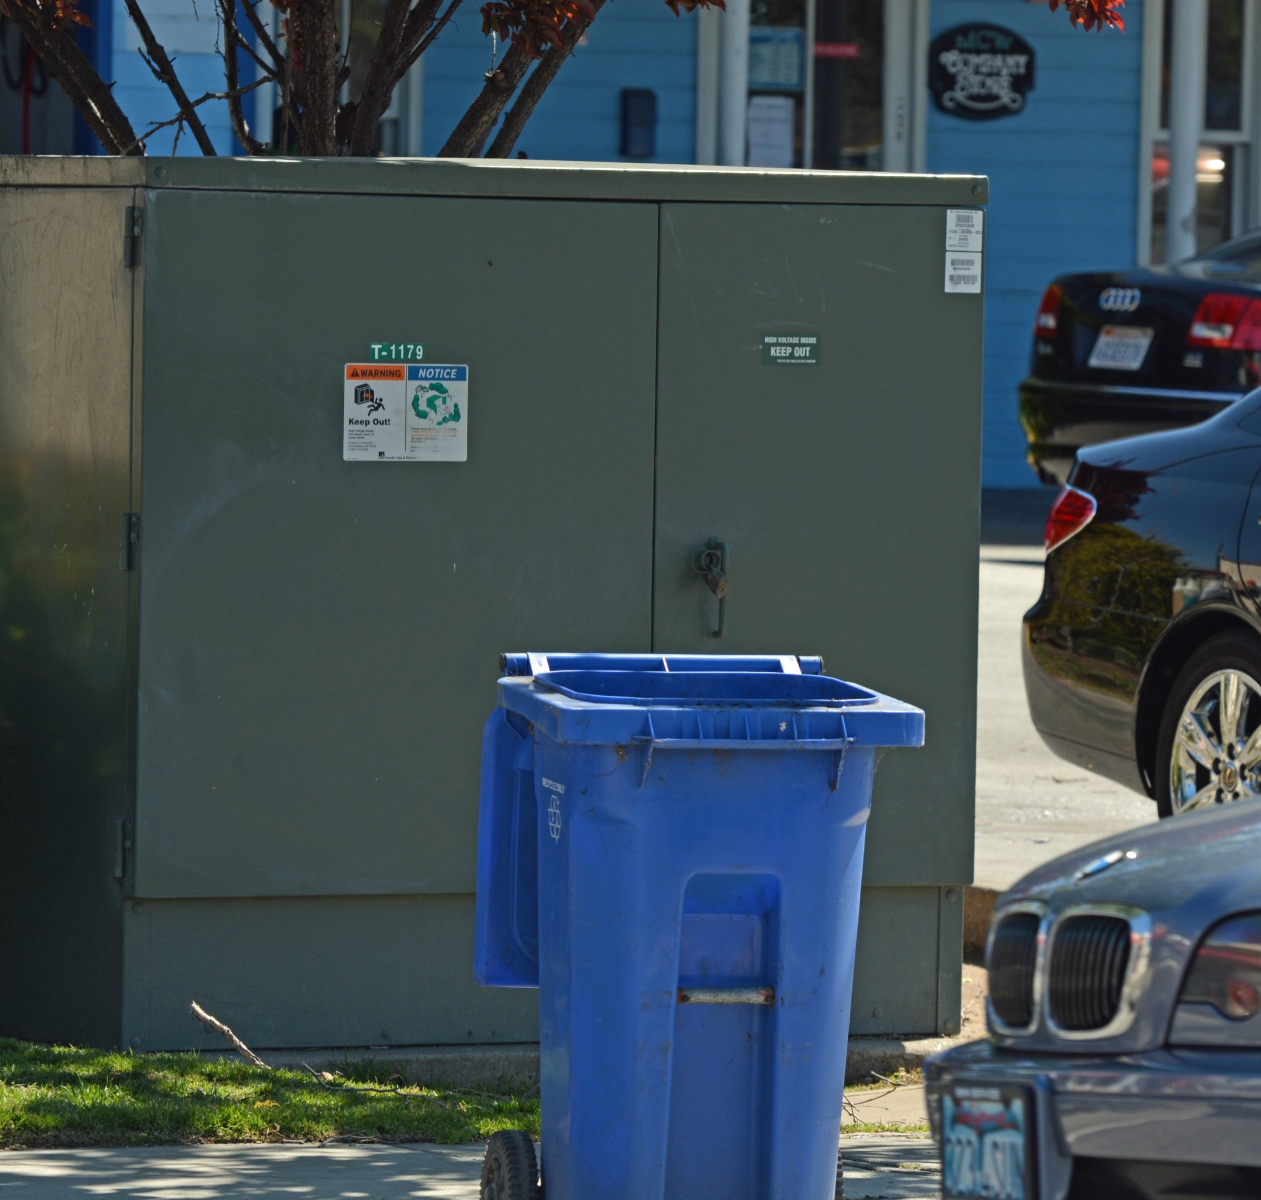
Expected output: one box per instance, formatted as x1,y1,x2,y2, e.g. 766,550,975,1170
190,1001,269,1068
295,0,340,154
393,0,460,87
218,0,264,152
230,24,281,84
485,3,604,158
119,75,267,152
240,0,285,71
346,0,411,154
437,41,532,158
0,0,138,153
122,0,218,154
278,10,298,151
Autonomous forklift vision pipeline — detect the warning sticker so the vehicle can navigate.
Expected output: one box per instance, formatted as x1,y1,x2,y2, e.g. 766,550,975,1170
343,364,468,462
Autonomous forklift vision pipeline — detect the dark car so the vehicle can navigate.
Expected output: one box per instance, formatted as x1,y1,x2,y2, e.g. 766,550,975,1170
1023,391,1261,816
1021,230,1261,484
927,802,1261,1200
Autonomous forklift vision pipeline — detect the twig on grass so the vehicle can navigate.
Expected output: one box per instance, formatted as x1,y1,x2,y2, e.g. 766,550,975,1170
189,1002,268,1069
870,1071,906,1089
299,1061,453,1110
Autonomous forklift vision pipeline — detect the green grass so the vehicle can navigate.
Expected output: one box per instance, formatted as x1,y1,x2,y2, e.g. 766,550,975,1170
0,1039,539,1148
840,1121,931,1134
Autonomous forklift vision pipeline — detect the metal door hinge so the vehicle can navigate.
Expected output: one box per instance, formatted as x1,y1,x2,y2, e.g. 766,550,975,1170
114,818,133,882
120,512,140,571
124,206,143,268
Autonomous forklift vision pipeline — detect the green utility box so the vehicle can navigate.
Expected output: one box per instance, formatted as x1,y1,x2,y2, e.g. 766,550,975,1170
0,156,984,1052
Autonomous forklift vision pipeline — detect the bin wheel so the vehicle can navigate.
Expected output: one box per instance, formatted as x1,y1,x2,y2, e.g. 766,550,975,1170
835,1148,844,1200
481,1130,539,1200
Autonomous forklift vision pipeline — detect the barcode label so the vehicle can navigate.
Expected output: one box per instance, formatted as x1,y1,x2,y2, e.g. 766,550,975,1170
946,208,984,252
944,251,982,293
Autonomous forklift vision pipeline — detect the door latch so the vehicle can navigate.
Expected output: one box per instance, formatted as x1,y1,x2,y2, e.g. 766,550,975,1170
120,513,139,571
689,538,729,639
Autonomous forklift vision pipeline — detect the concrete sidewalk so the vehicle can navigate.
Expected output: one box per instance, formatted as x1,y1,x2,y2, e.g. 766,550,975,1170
0,1137,940,1198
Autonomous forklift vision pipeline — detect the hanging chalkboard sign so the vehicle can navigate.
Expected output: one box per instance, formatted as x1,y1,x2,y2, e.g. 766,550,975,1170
929,23,1035,120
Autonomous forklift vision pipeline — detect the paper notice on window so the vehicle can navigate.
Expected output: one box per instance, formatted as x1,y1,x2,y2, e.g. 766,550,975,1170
945,252,982,294
946,209,984,252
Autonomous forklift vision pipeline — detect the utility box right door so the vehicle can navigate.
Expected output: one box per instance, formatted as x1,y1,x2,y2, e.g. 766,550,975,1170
653,202,983,1034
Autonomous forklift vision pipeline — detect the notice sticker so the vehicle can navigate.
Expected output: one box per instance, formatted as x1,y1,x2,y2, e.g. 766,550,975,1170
343,363,468,461
946,209,984,252
762,334,820,365
407,365,468,461
945,253,982,294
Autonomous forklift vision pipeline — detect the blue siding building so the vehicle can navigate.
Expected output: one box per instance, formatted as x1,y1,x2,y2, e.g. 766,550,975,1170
926,1,1143,487
9,0,1243,489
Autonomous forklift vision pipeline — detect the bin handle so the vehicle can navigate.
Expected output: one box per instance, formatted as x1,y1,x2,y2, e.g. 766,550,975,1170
677,987,775,1005
631,734,854,790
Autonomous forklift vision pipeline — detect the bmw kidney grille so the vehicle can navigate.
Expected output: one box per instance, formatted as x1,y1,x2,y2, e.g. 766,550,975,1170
989,912,1041,1029
1047,914,1132,1031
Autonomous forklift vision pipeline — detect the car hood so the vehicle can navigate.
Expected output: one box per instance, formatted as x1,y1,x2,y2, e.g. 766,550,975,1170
993,801,1261,1054
1004,800,1261,913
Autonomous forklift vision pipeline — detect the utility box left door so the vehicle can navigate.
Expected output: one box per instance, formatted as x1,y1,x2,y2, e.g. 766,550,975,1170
0,183,139,1044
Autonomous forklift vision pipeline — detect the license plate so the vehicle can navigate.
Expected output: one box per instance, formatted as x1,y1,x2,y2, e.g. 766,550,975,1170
1087,325,1153,370
940,1082,1036,1200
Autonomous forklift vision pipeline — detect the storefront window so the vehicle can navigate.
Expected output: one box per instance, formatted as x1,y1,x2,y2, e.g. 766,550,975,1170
1151,0,1246,262
749,0,806,167
1150,141,1235,262
812,0,882,170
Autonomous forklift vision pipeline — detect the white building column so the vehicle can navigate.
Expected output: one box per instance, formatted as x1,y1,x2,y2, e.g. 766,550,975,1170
718,0,751,166
1167,0,1209,261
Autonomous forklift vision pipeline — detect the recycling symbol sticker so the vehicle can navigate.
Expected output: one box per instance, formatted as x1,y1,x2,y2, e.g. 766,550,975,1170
548,796,562,842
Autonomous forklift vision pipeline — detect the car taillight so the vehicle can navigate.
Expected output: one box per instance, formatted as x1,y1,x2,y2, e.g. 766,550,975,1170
1035,284,1062,338
1187,293,1261,348
1045,485,1097,553
1180,912,1261,1020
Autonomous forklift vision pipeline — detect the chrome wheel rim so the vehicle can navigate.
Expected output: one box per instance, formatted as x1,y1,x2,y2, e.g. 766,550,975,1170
1170,669,1261,814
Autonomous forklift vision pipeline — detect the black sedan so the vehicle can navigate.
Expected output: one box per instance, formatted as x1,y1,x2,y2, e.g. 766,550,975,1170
1021,230,1261,484
1024,390,1261,815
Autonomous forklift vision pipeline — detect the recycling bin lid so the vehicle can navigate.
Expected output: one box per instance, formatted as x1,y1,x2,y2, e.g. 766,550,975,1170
496,653,923,748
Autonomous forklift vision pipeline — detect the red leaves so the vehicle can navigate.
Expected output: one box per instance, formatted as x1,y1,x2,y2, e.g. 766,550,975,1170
1048,0,1124,33
480,0,594,57
663,0,724,15
481,0,722,58
16,0,94,28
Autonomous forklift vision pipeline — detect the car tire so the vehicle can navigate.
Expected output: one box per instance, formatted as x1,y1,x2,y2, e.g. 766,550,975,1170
1154,629,1261,818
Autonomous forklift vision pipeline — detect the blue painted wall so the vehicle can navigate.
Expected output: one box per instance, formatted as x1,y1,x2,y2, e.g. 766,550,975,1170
421,0,698,160
926,0,1144,488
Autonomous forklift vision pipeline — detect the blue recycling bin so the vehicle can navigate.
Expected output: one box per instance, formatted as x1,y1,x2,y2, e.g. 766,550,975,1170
475,653,923,1200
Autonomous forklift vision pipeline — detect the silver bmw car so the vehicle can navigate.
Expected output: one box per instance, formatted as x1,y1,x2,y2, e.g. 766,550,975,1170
927,802,1261,1200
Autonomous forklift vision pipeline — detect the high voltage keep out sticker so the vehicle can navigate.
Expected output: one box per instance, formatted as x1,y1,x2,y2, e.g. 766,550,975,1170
343,363,469,462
